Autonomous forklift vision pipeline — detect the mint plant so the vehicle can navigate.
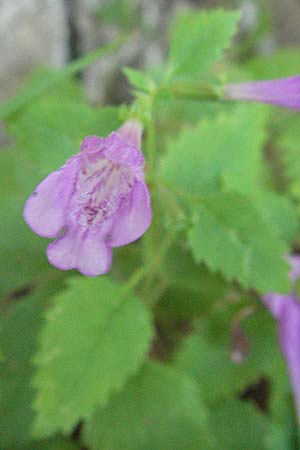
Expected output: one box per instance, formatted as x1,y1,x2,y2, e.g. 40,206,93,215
1,7,300,450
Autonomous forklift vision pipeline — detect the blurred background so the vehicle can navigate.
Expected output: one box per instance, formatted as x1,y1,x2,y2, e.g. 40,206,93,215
1,0,300,107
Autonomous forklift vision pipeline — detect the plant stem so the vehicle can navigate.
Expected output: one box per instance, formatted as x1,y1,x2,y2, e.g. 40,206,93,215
122,230,177,303
161,82,221,101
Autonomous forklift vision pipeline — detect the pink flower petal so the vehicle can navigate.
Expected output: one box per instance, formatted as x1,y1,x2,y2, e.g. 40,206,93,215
23,120,152,277
288,255,300,282
109,181,152,247
23,157,79,238
118,119,143,148
103,133,144,168
223,76,300,110
80,135,104,155
47,228,112,276
262,255,300,416
23,170,67,238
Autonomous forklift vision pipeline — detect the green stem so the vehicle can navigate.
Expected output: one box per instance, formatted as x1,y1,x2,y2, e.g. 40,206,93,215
145,107,156,172
121,230,177,303
156,82,221,102
143,109,157,267
142,231,177,307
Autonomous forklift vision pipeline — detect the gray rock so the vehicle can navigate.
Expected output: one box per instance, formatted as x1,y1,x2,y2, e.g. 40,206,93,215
0,0,68,103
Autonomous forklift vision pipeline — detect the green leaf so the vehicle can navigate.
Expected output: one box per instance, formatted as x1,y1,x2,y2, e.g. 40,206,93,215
188,192,290,293
269,384,298,447
0,149,61,299
212,399,268,450
0,145,67,299
32,276,153,437
161,105,266,197
277,116,300,199
83,362,212,450
265,422,295,450
156,242,229,318
5,437,81,450
0,282,65,448
168,9,240,79
252,191,298,243
123,67,156,92
173,304,288,404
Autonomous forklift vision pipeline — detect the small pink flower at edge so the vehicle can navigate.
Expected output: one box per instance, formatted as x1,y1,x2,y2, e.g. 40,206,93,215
223,75,300,110
23,120,152,276
262,255,300,417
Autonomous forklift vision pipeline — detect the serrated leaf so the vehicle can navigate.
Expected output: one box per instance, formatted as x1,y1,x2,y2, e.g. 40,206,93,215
123,67,156,92
83,362,212,450
0,282,65,448
252,190,298,243
188,192,289,293
33,276,153,437
156,243,229,318
161,105,266,196
168,9,240,79
173,303,288,404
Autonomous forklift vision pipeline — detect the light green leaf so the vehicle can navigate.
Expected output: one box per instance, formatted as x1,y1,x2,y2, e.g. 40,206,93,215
123,67,156,92
161,105,266,196
252,190,298,243
188,192,290,293
168,9,240,79
0,282,65,448
32,276,153,437
83,362,212,450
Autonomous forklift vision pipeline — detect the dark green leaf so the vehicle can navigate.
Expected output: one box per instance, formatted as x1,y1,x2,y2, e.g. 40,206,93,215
33,276,153,437
83,362,212,450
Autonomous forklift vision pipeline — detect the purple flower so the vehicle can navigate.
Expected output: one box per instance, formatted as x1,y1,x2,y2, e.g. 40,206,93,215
23,120,152,276
262,255,300,414
223,76,300,110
